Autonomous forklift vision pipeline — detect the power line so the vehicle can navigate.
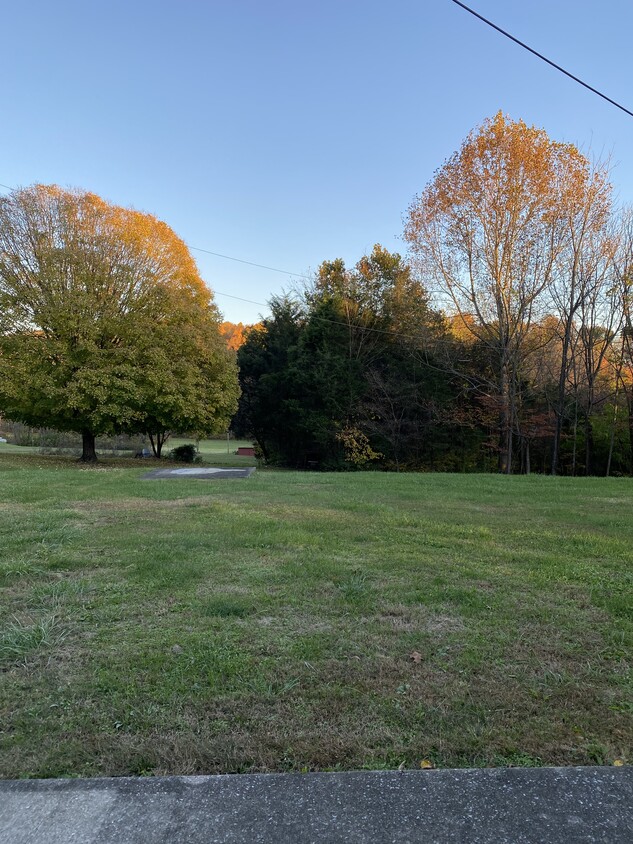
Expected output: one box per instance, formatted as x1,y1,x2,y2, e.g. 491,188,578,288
171,260,444,346
0,181,500,349
0,182,311,292
213,290,268,307
189,245,311,280
213,286,457,346
0,180,502,357
451,0,633,118
0,182,312,286
0,179,558,352
0,188,436,342
0,179,461,346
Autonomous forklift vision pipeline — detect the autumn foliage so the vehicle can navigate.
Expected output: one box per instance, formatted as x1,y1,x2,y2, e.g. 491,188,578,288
220,321,261,351
405,112,619,474
0,185,239,460
235,115,633,475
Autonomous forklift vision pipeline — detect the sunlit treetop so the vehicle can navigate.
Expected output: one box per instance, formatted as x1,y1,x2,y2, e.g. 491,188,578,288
0,183,217,334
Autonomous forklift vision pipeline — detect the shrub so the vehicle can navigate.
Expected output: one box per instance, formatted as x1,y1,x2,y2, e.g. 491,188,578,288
169,443,200,463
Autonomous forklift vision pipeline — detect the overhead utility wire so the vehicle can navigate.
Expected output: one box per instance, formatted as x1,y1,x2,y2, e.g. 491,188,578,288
451,0,633,118
0,182,311,282
189,245,311,280
0,182,310,281
197,287,456,346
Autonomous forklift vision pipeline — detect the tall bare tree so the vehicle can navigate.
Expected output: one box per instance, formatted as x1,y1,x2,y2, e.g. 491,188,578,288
573,235,621,473
612,209,633,472
405,112,602,473
548,163,614,474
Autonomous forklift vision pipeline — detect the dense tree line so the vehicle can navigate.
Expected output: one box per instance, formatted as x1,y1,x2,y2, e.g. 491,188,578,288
234,246,484,471
235,115,633,475
3,118,633,475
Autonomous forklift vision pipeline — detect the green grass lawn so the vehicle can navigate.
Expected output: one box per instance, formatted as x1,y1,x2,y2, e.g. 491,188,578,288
0,439,256,468
0,443,40,454
168,437,256,468
0,453,630,778
168,436,253,456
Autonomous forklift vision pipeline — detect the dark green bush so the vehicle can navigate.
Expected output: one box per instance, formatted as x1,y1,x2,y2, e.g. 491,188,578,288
169,443,199,463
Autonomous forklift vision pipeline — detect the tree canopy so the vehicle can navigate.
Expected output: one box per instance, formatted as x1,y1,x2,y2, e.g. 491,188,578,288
235,117,631,477
404,112,614,473
234,246,456,469
0,184,239,459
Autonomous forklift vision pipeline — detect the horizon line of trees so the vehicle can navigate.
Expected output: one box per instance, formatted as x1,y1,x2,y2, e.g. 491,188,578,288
3,115,633,476
233,245,633,475
234,115,633,476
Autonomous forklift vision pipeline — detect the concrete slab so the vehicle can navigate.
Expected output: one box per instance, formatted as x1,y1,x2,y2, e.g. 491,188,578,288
0,767,631,843
142,466,255,480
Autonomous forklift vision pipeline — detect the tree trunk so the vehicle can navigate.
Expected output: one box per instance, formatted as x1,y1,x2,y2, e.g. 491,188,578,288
606,401,618,477
498,361,512,474
80,430,97,462
571,400,578,476
551,410,562,476
551,325,572,476
498,424,510,473
584,413,594,476
149,432,168,458
626,393,633,475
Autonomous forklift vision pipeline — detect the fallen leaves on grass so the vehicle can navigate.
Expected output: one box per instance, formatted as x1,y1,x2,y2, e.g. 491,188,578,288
409,651,423,663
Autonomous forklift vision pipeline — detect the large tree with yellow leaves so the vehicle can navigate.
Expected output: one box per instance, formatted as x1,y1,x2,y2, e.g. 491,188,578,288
0,184,238,460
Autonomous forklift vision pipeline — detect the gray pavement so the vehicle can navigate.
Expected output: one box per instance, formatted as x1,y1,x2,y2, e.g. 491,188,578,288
142,467,255,480
1,767,631,843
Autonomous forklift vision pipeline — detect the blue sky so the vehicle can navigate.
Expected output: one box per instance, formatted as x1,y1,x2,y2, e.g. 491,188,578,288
2,1,632,324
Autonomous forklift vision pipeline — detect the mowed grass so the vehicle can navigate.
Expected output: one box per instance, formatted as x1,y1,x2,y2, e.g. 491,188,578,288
0,443,39,455
0,438,256,468
0,452,630,778
168,437,256,468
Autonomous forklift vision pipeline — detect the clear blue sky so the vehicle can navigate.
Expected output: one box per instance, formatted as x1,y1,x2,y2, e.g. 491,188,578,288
2,0,632,324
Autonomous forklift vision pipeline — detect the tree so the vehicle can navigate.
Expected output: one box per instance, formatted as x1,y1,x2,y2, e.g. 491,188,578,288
547,162,614,474
573,245,621,474
235,246,453,470
233,298,304,464
220,321,258,351
405,112,596,473
124,283,240,458
605,209,633,474
0,184,238,460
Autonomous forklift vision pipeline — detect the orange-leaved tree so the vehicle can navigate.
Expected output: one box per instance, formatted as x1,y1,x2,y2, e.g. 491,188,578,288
405,112,603,473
